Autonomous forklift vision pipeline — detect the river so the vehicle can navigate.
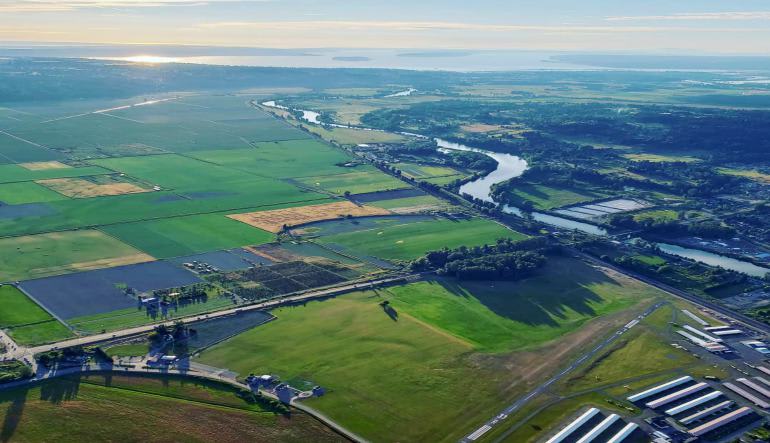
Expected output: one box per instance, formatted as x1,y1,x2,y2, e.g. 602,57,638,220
657,243,770,278
261,100,770,276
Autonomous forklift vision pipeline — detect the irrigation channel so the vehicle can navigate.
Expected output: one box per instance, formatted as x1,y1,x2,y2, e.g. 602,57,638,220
261,100,770,277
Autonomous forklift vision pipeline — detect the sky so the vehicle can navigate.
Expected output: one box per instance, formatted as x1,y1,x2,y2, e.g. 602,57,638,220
1,0,770,53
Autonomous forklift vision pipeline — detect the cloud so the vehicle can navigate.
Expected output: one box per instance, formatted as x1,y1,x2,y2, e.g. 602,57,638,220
0,0,251,12
606,11,770,21
197,20,707,33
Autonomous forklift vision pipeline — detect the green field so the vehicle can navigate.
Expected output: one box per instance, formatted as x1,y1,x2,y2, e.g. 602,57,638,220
0,182,66,204
502,184,604,210
0,284,54,327
393,162,463,179
623,153,701,163
298,170,410,195
633,209,679,222
105,343,150,357
304,124,407,145
190,139,356,179
368,195,449,211
385,258,654,352
0,285,73,344
197,289,516,442
316,217,523,260
632,254,667,266
101,213,274,258
717,167,770,184
198,260,659,442
0,164,111,184
6,319,74,345
0,230,152,282
0,374,341,443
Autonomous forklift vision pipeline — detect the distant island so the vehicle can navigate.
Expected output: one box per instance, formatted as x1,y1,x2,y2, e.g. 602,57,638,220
332,56,372,62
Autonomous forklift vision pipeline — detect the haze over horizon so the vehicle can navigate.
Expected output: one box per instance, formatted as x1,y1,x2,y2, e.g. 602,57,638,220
1,0,770,54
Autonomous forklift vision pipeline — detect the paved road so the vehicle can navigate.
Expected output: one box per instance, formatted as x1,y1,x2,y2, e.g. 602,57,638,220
16,274,411,357
0,357,367,443
461,300,666,442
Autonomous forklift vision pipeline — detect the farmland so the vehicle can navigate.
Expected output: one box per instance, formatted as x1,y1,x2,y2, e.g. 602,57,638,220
313,216,522,260
498,183,604,211
102,213,275,258
0,285,53,327
0,374,343,443
297,170,410,195
0,230,153,282
197,260,661,442
228,201,391,233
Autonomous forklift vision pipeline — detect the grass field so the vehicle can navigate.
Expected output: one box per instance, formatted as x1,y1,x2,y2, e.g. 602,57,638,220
0,230,153,282
384,259,655,352
105,343,149,357
623,153,700,163
368,195,450,212
197,290,517,442
392,162,462,179
298,170,410,195
633,209,679,222
633,254,667,266
0,374,342,443
0,285,54,327
0,164,111,184
0,182,65,204
304,124,406,145
316,217,523,260
717,167,770,184
190,139,356,179
6,319,74,345
502,184,604,210
197,258,661,442
101,213,275,258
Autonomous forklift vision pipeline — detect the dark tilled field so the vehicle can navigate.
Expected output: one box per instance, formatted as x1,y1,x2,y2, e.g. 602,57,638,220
20,261,201,319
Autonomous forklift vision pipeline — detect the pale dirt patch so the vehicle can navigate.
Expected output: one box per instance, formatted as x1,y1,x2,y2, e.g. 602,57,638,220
18,161,71,171
28,253,154,278
461,123,505,133
37,178,151,198
228,201,391,233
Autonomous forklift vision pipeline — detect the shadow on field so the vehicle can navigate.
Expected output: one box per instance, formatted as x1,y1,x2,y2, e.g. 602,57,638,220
435,258,619,327
40,376,81,404
0,392,25,443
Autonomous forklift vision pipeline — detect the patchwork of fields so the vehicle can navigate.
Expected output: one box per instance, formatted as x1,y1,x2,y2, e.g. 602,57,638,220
0,94,418,342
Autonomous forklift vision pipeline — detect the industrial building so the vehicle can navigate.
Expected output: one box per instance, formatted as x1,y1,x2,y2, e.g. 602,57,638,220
711,329,743,337
605,423,638,443
627,376,693,403
737,378,770,399
646,383,709,409
676,330,730,353
688,406,754,437
544,407,601,443
723,382,770,409
664,391,723,416
575,414,620,443
704,325,733,331
679,400,734,426
681,309,709,326
682,325,723,343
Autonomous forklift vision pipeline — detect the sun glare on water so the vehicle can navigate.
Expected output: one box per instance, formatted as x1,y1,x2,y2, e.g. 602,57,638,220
121,55,179,64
